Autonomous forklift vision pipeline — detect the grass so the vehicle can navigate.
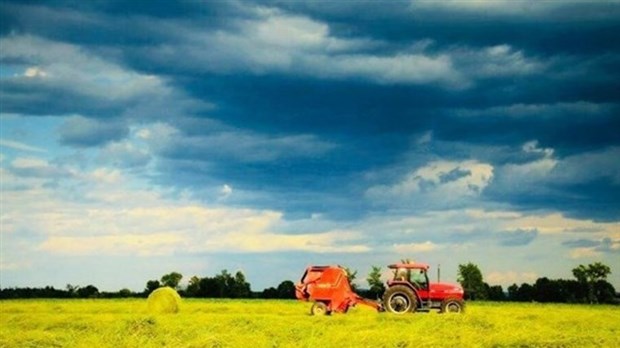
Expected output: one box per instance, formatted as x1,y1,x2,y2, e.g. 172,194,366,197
1,299,619,347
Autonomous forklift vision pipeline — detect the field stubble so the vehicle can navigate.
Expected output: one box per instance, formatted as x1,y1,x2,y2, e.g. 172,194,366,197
0,299,618,347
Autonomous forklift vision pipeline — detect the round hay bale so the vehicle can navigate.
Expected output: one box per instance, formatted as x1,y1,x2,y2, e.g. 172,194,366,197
147,287,181,314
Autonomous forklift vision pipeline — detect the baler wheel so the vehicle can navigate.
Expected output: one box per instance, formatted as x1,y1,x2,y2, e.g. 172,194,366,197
310,301,328,316
383,285,416,314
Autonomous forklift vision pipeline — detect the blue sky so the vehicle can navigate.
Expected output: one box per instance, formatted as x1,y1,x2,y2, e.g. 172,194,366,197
1,0,619,292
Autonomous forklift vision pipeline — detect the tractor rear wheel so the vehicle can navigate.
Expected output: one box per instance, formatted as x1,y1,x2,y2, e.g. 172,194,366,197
440,298,465,313
383,285,417,314
310,301,329,315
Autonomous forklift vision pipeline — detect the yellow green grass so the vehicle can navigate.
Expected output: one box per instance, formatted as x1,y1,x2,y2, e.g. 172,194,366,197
1,299,618,347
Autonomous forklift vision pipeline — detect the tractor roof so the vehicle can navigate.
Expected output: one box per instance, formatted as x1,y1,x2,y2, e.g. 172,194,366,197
388,262,430,270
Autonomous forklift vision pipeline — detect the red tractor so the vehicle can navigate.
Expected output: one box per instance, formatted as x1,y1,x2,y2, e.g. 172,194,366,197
383,262,465,314
295,262,464,315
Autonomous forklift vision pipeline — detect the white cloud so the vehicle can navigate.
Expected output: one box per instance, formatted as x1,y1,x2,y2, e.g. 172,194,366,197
198,229,369,254
452,44,545,79
452,101,615,118
39,233,184,256
486,271,538,286
309,53,465,86
219,184,233,199
501,157,557,182
569,247,602,259
366,160,494,204
97,141,151,168
0,260,32,270
9,156,69,178
409,0,581,16
24,66,48,78
0,139,47,153
500,212,618,236
1,35,166,101
522,140,554,157
394,241,441,253
2,164,369,256
140,10,537,88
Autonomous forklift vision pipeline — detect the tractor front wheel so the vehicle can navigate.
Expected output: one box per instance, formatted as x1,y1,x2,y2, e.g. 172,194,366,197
310,301,329,315
383,285,417,314
440,298,465,314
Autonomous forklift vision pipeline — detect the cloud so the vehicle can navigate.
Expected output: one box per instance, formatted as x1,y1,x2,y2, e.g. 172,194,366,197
0,139,46,153
564,238,620,256
9,156,69,179
23,66,48,78
2,161,370,256
0,34,210,122
486,271,538,286
106,7,552,88
39,233,184,256
144,123,336,163
497,228,539,246
0,35,165,101
97,141,151,168
58,115,129,147
451,44,545,80
219,184,233,199
366,160,494,207
393,241,441,253
552,147,620,185
140,11,467,87
1,0,619,290
569,247,601,259
452,101,616,119
408,0,613,18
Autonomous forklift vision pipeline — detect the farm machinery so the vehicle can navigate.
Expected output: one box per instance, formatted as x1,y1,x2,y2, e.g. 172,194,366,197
295,262,465,315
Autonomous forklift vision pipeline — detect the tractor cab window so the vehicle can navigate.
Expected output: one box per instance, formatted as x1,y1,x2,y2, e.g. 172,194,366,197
395,268,408,281
411,269,428,288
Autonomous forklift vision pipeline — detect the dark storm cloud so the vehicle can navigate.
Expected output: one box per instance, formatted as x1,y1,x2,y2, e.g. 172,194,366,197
272,1,620,55
1,0,619,221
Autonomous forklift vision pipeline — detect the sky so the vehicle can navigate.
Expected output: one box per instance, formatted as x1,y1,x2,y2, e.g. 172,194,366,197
1,0,619,292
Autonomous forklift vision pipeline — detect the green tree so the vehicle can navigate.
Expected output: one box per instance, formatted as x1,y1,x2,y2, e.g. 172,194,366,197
186,276,201,297
485,283,505,301
276,280,296,299
457,262,487,300
161,272,183,289
118,288,132,298
77,285,99,298
66,284,78,298
199,277,220,297
366,266,385,298
262,287,278,299
145,280,161,294
572,262,612,303
215,270,235,297
344,267,358,291
232,271,251,298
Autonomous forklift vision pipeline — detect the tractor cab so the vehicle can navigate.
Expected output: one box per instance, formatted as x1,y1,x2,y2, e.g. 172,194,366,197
388,262,430,290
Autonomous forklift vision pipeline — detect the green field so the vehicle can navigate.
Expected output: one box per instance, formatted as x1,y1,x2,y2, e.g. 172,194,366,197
1,299,619,347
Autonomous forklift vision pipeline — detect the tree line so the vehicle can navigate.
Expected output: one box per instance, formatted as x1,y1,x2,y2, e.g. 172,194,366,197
0,269,296,300
1,262,617,304
457,262,618,304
